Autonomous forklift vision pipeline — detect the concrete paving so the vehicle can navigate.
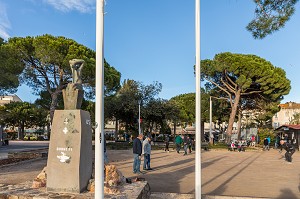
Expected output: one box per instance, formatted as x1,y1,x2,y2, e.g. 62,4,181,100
1,147,300,198
0,140,49,159
201,149,300,198
108,148,300,198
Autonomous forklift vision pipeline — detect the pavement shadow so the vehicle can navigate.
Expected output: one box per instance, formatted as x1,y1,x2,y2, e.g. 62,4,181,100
143,161,195,193
202,156,227,169
110,154,171,170
276,188,299,199
205,153,262,195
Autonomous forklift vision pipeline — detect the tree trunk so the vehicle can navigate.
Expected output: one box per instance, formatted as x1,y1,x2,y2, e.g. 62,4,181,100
226,89,241,142
20,121,25,140
237,110,242,140
49,91,60,123
114,119,119,141
201,120,205,142
149,121,154,135
173,121,176,136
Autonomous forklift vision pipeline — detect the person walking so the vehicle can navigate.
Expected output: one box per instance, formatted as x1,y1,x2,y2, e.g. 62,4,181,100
280,139,295,163
187,136,192,153
183,135,188,155
164,134,170,152
175,134,183,154
263,138,269,151
142,136,152,170
133,133,143,174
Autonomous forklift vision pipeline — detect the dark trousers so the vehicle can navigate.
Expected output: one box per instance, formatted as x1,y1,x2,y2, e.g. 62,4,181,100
165,142,169,151
285,151,295,162
176,143,181,153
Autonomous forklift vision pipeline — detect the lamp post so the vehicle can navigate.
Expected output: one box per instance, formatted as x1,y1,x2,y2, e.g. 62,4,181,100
138,100,141,134
95,0,105,198
209,96,213,144
195,0,201,198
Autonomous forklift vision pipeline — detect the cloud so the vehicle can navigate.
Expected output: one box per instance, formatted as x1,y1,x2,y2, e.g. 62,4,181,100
0,3,11,40
43,0,95,13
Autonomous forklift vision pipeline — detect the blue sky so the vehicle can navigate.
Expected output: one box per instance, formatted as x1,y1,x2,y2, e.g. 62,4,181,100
0,0,299,104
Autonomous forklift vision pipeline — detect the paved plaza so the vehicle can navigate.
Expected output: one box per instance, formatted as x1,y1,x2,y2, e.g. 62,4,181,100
108,148,300,198
1,147,300,198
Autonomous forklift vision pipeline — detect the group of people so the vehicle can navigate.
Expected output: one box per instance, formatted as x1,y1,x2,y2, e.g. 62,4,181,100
132,133,195,174
132,134,153,174
131,133,297,174
175,134,194,155
263,137,271,151
230,140,248,152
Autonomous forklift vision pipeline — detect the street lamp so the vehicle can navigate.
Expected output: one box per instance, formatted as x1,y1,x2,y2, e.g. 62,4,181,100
138,100,141,134
209,96,213,144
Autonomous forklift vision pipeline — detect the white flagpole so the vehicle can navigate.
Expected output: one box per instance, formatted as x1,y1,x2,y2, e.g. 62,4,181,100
195,0,201,198
95,0,105,198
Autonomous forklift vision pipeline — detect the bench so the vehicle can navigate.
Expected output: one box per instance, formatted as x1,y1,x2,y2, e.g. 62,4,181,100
228,144,246,152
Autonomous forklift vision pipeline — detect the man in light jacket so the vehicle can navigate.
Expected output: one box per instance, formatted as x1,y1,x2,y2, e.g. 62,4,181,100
142,136,152,170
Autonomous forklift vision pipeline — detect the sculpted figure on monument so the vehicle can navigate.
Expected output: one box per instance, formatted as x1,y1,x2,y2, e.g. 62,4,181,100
69,59,84,87
62,59,85,110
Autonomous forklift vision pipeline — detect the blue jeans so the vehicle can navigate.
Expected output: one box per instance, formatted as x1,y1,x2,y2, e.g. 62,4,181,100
104,152,109,164
143,154,150,169
184,144,188,155
133,154,141,173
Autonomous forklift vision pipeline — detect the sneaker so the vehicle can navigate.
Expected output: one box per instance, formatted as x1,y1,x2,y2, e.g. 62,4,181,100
136,171,143,175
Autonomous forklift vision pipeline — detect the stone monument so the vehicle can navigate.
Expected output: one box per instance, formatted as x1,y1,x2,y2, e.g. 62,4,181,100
46,59,92,193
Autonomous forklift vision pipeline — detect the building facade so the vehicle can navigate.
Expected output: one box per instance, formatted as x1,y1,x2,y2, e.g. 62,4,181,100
0,95,22,106
272,102,300,129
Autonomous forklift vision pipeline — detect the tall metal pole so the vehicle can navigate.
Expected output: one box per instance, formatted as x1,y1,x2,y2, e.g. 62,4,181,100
210,96,213,144
138,101,141,134
95,0,105,198
195,0,201,198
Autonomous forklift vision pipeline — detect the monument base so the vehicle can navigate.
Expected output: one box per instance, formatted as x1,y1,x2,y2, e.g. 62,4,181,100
46,110,92,193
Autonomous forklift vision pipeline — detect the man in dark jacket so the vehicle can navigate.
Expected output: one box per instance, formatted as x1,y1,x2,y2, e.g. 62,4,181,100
263,138,269,151
133,133,144,174
280,139,295,163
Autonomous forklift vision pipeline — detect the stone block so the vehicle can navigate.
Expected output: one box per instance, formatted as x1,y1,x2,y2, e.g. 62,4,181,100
46,110,92,193
62,84,84,110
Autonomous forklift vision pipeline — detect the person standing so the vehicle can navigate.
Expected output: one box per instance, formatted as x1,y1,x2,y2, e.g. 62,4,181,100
142,136,152,170
275,134,280,149
133,133,143,174
175,134,183,154
164,135,170,152
280,139,295,163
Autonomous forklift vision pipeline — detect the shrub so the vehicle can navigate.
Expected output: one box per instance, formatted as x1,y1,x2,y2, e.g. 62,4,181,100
258,128,275,145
